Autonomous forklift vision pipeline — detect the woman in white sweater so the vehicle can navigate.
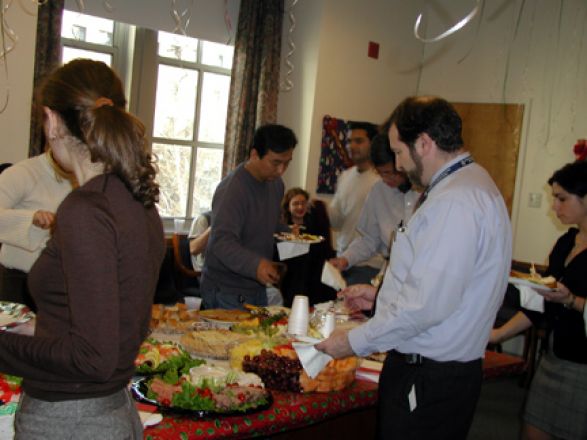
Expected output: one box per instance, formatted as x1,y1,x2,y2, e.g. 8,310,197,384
0,149,73,308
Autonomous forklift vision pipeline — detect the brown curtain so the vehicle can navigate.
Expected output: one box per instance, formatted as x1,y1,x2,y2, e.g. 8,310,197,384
28,0,65,157
222,0,284,175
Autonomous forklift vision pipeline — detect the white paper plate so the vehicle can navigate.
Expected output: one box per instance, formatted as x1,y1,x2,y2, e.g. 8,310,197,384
508,277,556,294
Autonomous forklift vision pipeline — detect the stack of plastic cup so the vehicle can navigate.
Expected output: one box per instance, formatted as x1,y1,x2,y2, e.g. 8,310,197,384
288,295,309,336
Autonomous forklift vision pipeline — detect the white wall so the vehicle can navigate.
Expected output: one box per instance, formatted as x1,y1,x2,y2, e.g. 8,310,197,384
0,3,37,164
415,0,586,262
2,0,585,262
280,0,587,263
280,0,425,195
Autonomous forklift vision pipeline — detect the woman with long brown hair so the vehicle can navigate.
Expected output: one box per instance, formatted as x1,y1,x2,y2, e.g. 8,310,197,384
0,59,165,439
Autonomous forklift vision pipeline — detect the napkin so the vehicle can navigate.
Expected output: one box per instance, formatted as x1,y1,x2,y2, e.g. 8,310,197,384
292,336,333,379
321,261,347,291
277,241,310,260
519,285,544,312
139,411,163,427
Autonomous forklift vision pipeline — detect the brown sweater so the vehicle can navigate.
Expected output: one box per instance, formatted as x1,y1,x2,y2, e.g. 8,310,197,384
0,174,164,401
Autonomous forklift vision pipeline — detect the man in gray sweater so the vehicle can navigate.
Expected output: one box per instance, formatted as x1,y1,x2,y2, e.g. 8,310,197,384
200,124,297,309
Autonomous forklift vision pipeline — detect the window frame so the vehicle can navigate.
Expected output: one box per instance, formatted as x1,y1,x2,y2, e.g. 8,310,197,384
61,13,233,222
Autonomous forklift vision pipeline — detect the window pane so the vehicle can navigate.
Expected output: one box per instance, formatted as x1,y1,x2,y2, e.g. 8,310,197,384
191,148,223,215
153,143,191,217
153,65,198,140
201,40,234,69
198,73,230,143
62,47,112,66
158,31,198,62
62,10,114,46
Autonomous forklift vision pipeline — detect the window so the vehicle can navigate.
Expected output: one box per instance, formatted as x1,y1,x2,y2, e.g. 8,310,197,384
61,11,233,220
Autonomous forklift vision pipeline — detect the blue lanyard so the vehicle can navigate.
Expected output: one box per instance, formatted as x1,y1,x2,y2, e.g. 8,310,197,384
415,155,474,210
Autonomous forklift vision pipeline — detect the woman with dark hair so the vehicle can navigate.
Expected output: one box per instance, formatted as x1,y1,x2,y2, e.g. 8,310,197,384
491,160,587,440
280,187,336,306
0,59,165,439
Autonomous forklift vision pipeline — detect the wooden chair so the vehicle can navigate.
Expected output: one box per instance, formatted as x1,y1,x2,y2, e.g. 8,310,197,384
171,233,201,296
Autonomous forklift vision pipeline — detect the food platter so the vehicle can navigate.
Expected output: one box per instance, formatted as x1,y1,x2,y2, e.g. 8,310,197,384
508,277,557,294
274,232,324,245
0,302,34,330
131,377,272,417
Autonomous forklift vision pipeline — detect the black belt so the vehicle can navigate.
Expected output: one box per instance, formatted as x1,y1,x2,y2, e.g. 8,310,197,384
388,350,478,367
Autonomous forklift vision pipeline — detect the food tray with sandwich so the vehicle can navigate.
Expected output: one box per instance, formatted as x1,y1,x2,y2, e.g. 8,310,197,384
509,269,558,294
133,301,370,418
273,232,325,244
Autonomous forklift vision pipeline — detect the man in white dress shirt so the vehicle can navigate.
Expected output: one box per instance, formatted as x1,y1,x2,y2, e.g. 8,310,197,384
317,96,512,439
329,133,419,280
329,121,381,285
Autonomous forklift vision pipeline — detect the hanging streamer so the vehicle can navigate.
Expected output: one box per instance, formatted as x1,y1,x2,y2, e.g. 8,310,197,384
223,0,233,45
0,0,15,114
170,0,194,36
414,0,483,43
102,0,113,13
280,0,298,92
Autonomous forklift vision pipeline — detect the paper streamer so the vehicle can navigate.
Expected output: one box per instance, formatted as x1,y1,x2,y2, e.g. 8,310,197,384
223,0,233,44
414,0,483,44
280,0,298,92
170,0,193,36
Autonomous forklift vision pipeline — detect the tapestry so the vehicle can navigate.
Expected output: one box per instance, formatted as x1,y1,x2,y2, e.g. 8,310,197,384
316,115,354,194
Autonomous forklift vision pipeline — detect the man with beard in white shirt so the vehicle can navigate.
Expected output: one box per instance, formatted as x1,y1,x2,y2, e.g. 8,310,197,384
317,96,512,440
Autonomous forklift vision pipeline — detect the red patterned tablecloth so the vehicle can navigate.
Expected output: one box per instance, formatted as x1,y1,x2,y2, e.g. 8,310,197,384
143,380,378,440
0,350,523,439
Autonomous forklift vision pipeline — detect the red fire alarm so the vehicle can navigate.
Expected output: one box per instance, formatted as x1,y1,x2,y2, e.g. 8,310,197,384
368,41,379,59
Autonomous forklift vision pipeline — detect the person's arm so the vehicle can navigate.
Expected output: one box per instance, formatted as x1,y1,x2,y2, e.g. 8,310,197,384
489,311,533,344
348,196,497,356
0,192,122,380
189,226,210,256
542,281,586,313
0,163,49,251
340,190,381,267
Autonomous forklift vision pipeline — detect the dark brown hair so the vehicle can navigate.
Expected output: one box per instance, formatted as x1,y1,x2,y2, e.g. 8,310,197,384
40,59,159,207
387,96,464,153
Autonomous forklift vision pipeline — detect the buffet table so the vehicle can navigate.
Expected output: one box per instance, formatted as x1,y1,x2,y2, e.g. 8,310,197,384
0,350,523,439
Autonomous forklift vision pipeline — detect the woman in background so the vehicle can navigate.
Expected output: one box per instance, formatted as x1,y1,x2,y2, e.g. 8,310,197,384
491,160,587,440
0,59,165,439
280,187,336,306
0,148,74,309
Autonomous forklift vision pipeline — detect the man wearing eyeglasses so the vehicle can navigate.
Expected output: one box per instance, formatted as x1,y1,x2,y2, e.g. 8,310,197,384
329,133,419,283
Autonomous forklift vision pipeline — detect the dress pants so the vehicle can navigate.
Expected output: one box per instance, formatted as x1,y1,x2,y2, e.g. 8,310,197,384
377,351,482,440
